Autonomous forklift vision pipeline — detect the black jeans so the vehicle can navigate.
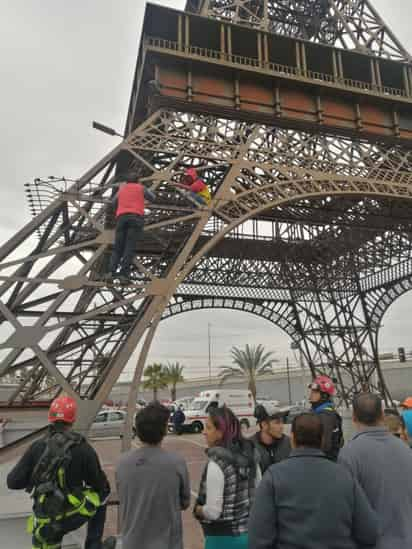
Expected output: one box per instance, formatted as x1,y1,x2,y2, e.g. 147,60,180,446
174,423,184,435
85,504,107,549
109,214,144,277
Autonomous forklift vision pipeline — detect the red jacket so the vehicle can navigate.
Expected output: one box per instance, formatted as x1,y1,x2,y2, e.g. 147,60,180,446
184,168,211,204
116,183,145,217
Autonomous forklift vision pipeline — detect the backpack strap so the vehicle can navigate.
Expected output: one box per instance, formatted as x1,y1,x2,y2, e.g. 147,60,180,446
320,409,344,454
30,431,82,494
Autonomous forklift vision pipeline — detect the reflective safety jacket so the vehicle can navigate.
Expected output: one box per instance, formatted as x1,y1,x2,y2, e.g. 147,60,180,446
7,426,109,499
7,426,110,543
190,178,211,204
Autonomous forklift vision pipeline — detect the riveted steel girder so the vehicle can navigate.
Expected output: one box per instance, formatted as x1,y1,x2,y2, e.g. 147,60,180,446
188,0,411,62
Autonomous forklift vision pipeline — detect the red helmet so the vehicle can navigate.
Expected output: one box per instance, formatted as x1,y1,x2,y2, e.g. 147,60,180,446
401,397,412,409
309,375,336,397
48,395,77,424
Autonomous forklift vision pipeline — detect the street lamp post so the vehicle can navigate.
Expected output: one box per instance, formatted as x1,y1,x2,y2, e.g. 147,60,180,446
92,121,124,138
286,357,292,405
208,323,212,383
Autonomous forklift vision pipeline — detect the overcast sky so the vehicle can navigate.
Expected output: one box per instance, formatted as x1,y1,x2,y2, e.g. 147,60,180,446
1,0,412,380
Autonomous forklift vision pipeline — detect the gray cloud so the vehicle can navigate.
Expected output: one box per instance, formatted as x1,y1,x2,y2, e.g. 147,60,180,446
0,0,411,380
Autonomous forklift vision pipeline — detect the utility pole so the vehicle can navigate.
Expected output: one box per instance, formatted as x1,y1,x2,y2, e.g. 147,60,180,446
299,348,307,404
286,357,292,405
208,323,212,383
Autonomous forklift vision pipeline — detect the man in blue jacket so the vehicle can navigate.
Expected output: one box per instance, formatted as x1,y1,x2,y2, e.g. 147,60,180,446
309,375,343,461
249,413,377,549
172,405,186,435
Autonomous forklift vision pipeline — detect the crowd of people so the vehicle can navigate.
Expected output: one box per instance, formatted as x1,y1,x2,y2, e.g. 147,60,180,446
7,377,412,549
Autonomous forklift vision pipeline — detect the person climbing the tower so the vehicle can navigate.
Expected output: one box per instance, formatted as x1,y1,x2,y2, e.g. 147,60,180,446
308,375,344,461
7,395,115,549
107,175,156,284
173,168,211,207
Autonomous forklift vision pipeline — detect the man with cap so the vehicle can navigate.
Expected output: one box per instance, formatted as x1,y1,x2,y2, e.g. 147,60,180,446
7,395,115,549
252,402,291,473
308,375,343,461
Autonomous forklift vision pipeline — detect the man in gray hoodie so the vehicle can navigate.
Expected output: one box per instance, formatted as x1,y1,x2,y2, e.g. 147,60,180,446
116,402,191,549
339,393,412,549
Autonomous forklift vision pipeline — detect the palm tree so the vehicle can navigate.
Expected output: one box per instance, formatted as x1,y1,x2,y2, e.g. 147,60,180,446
219,344,277,401
165,362,185,401
143,363,169,401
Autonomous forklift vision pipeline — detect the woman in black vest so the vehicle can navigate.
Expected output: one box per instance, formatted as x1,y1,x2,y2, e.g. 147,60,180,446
194,406,260,549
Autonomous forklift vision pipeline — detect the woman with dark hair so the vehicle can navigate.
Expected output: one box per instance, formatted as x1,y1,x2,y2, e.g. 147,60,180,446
194,406,260,549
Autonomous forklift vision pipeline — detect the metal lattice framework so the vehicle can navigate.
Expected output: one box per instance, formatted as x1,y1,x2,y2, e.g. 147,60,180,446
2,1,412,433
2,111,412,415
188,0,411,62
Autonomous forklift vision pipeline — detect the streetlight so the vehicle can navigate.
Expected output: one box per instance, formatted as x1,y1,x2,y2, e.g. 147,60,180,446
208,323,212,383
291,341,306,402
286,357,292,405
92,121,124,138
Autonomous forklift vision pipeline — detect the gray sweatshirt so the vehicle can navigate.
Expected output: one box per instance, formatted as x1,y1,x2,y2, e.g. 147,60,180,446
339,427,412,549
116,446,190,549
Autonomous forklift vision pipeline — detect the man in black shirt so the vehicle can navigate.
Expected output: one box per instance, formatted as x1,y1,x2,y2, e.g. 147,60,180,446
7,395,115,549
252,403,291,473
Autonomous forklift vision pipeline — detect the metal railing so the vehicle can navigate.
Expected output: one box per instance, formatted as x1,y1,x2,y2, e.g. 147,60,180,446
145,37,408,100
360,258,412,292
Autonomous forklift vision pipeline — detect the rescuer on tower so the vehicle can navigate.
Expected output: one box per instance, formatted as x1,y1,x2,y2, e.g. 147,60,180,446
107,175,156,284
173,168,211,207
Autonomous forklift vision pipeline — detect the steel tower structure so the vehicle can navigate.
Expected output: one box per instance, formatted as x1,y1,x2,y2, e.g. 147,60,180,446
1,0,412,430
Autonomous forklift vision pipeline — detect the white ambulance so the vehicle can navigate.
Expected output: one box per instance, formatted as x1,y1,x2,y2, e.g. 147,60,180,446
183,389,255,433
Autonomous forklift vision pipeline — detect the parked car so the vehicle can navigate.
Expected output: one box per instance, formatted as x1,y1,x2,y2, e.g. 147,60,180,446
90,409,127,438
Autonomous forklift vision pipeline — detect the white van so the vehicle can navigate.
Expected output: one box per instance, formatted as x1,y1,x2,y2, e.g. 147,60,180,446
183,389,255,433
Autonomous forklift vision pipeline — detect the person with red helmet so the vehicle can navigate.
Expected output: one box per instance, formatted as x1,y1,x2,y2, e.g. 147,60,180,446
7,395,115,549
173,168,211,207
400,396,412,438
308,375,344,461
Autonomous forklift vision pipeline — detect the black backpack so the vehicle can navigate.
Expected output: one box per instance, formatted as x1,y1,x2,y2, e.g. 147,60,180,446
29,430,82,519
321,409,344,461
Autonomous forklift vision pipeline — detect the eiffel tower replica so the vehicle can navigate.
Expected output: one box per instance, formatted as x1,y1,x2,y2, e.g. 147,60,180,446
1,0,412,433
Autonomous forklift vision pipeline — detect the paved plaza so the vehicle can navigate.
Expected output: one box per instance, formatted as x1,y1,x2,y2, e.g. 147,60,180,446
1,430,216,549
97,432,215,549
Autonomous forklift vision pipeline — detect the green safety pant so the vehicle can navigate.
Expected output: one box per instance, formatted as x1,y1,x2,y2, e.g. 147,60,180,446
29,490,100,549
